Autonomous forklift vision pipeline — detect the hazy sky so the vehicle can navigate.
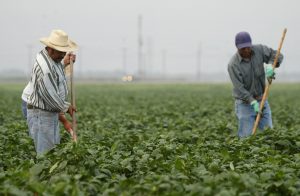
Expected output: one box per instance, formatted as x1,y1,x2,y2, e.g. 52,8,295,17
0,0,299,77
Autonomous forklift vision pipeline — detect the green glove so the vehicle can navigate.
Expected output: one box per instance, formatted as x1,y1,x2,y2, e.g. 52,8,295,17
265,64,275,78
251,100,260,113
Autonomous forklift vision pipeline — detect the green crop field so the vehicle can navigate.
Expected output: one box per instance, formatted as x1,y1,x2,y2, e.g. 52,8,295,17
1,83,300,195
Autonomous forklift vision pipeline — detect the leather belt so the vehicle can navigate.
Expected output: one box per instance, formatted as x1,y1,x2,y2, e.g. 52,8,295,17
239,95,262,104
27,104,40,110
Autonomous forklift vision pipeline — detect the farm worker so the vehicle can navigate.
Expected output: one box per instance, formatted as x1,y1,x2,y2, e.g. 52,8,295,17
24,29,77,154
227,31,283,138
21,54,75,136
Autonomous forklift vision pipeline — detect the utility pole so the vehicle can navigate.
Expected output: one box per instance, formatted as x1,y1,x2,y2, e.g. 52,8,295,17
78,46,83,79
196,42,202,80
122,41,127,75
138,14,143,78
146,37,153,76
162,49,167,77
27,44,33,79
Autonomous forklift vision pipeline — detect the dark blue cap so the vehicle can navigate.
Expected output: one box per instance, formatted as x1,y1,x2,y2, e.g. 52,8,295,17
235,31,252,49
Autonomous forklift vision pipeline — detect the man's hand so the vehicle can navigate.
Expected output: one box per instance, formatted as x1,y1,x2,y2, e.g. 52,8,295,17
59,113,77,141
67,105,76,117
63,53,76,65
265,64,275,78
251,100,260,113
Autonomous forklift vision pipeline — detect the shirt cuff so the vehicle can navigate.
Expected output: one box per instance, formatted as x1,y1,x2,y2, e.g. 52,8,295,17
63,102,71,113
248,97,255,104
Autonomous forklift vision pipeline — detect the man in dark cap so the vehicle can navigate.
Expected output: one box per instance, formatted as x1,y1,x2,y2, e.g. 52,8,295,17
228,31,283,137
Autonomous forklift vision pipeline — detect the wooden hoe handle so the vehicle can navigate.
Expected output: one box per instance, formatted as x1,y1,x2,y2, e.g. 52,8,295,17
252,28,287,135
70,58,78,142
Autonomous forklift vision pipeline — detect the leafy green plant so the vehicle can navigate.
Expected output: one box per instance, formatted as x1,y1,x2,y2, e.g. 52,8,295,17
1,83,300,195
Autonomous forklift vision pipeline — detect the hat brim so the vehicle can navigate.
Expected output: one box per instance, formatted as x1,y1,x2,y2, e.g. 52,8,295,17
236,42,252,49
40,38,78,52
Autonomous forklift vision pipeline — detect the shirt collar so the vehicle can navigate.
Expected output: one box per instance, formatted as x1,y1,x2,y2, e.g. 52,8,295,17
43,49,61,67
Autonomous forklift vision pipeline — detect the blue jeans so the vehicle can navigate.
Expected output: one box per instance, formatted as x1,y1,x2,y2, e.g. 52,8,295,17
22,100,27,119
235,99,272,138
27,109,60,154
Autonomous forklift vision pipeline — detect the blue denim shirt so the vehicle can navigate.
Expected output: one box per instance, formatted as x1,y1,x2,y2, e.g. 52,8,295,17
228,44,283,103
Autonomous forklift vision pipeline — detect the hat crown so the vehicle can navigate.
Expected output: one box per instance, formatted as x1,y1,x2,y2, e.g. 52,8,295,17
40,29,78,52
48,29,69,47
235,31,252,46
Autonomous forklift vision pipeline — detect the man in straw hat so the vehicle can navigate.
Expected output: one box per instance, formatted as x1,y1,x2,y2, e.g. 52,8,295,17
24,29,78,154
228,31,283,138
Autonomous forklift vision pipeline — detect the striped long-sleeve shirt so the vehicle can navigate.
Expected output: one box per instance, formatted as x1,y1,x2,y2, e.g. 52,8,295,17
27,49,70,112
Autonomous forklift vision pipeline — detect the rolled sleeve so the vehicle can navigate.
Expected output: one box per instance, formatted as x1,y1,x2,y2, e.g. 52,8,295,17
262,45,284,67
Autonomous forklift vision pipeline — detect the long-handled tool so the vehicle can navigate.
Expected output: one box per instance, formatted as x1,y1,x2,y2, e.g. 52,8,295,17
70,57,78,142
252,28,287,135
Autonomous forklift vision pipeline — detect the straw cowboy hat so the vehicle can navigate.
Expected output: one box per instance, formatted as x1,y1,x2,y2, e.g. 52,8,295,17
40,29,78,52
